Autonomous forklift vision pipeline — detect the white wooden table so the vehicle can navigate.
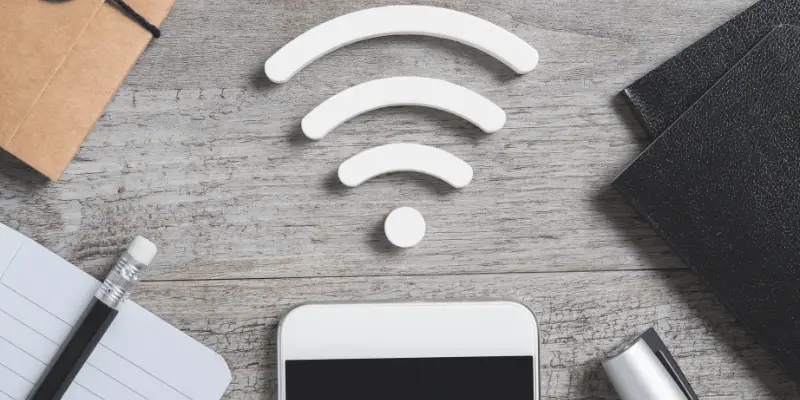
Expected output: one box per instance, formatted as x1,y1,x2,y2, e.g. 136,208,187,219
1,0,797,398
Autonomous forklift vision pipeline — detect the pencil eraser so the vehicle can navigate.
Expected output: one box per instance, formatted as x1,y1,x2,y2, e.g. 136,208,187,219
127,236,158,266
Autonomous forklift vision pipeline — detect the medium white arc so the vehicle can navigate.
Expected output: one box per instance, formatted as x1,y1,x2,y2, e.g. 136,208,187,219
264,5,539,83
338,143,473,189
302,77,506,140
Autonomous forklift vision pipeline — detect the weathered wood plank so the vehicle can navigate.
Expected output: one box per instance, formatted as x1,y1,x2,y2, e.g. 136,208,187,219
0,0,791,398
0,0,757,279
136,270,799,399
0,83,678,280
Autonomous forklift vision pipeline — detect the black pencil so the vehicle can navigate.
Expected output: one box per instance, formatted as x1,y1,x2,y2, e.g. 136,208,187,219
29,237,157,400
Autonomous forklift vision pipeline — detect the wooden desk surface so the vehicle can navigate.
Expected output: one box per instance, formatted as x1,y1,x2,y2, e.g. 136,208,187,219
1,0,797,398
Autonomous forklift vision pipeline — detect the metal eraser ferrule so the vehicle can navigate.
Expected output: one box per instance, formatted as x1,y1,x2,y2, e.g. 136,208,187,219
95,252,146,309
95,236,156,309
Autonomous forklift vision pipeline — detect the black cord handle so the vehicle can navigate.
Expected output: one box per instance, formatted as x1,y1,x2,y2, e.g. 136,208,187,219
105,0,161,38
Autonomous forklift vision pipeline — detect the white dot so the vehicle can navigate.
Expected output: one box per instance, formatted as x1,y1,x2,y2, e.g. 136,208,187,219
384,207,426,248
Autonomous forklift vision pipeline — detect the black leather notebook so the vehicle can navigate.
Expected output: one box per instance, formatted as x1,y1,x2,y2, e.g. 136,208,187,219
614,25,800,383
623,0,800,139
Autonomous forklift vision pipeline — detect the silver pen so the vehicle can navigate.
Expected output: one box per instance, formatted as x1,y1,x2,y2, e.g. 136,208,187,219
603,328,698,400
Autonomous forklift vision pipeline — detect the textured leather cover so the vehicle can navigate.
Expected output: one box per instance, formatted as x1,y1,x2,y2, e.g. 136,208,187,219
623,0,800,139
614,26,800,383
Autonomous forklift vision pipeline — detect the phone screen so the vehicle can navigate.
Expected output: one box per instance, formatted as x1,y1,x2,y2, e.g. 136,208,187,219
285,356,534,400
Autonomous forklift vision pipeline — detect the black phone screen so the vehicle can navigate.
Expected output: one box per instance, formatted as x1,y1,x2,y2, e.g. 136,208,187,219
285,356,535,400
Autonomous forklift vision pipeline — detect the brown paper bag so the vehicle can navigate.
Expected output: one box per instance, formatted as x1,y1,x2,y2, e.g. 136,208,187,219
0,0,176,180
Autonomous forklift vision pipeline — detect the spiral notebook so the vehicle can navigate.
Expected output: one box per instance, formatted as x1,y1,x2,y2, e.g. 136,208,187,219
0,223,231,400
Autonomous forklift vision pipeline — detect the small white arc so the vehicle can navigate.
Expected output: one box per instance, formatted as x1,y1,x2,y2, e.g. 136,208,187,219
302,77,506,140
338,143,473,189
264,5,539,83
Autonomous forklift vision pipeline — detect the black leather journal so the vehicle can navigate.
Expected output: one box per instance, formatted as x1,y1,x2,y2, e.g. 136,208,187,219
623,0,800,139
614,25,800,383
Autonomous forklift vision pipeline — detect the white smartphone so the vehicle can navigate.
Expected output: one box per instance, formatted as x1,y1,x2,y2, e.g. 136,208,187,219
278,300,539,400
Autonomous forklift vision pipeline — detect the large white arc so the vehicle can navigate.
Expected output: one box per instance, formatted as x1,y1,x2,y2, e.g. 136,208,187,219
265,5,539,83
302,77,506,140
338,143,474,189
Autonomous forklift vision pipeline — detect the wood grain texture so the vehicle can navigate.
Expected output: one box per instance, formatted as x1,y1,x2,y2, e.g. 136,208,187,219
0,0,755,280
135,271,799,399
2,0,797,398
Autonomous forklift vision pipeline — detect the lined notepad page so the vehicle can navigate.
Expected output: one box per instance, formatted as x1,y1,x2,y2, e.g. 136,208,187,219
0,223,231,400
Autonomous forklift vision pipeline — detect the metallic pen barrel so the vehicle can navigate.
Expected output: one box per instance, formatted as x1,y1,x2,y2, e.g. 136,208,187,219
603,328,697,400
603,338,686,400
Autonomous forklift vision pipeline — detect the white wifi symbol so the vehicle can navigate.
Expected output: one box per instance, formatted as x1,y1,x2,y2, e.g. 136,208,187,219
265,5,538,248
